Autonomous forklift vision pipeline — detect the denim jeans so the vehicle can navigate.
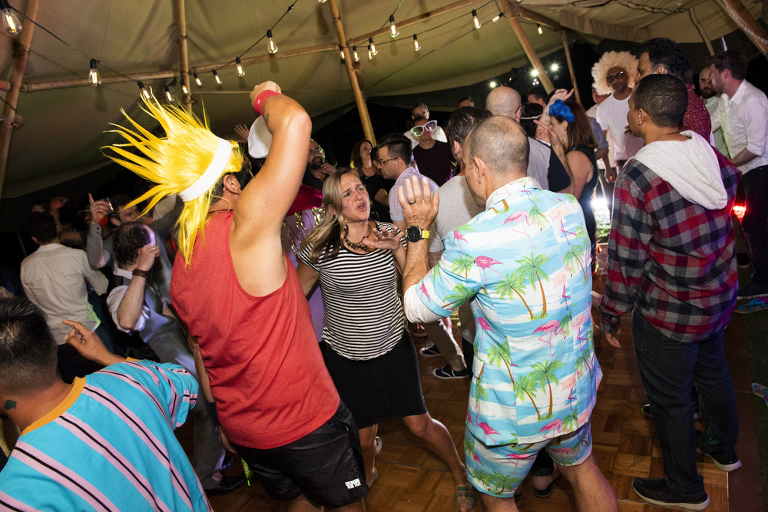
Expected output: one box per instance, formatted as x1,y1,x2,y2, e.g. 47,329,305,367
631,310,739,497
742,165,768,287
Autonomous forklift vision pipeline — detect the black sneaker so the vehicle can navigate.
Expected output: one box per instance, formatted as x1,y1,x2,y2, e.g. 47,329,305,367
632,477,709,511
737,253,751,268
695,430,742,472
432,363,471,379
737,281,768,300
641,403,701,420
420,345,441,356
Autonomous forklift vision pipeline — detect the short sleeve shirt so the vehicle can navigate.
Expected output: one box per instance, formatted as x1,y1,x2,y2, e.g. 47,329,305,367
388,166,440,222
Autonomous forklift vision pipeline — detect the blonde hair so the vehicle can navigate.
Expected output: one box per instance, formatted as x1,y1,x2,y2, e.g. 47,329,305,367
591,51,638,95
301,169,359,263
104,96,244,266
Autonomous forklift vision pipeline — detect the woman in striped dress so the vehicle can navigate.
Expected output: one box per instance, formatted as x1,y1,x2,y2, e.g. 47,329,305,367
297,169,473,511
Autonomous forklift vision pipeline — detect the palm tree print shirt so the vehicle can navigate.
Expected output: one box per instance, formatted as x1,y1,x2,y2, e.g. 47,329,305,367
410,177,603,445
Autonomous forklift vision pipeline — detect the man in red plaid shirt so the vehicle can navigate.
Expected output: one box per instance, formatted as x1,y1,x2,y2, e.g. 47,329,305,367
599,74,740,511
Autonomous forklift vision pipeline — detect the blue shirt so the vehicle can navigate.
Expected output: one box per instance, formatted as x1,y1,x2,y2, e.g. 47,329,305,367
416,177,602,445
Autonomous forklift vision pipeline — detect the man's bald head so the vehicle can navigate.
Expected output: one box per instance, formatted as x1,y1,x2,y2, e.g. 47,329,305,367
465,116,528,178
485,87,522,121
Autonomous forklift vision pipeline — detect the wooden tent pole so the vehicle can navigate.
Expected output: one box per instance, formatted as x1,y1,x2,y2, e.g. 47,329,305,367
328,0,376,145
713,0,768,58
499,0,554,93
173,0,191,109
561,31,581,104
0,0,39,203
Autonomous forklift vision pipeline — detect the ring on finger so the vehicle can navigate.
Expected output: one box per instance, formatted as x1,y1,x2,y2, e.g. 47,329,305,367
408,200,417,205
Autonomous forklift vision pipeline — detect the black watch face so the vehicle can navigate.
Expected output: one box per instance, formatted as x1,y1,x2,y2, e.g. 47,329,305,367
406,226,421,242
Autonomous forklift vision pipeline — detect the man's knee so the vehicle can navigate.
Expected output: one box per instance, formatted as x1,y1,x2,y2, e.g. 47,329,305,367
556,452,599,483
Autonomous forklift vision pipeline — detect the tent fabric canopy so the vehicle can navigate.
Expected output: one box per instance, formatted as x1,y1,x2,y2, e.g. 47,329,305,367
0,0,762,199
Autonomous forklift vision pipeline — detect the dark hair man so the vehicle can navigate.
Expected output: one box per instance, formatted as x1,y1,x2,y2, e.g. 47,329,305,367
20,212,113,381
457,96,474,108
303,139,337,192
636,37,711,140
707,50,768,301
0,296,211,511
527,86,548,108
108,222,244,495
599,74,741,510
400,116,618,512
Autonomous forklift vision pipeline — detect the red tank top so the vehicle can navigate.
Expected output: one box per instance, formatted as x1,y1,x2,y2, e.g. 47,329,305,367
171,211,339,449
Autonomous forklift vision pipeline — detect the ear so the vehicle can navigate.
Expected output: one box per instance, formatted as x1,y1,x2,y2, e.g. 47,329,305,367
452,140,462,159
473,156,487,183
222,174,241,195
110,217,120,227
655,64,669,75
30,236,39,245
326,204,336,215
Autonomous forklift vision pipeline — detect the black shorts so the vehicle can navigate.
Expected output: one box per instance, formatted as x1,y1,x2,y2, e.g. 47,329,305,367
232,401,368,508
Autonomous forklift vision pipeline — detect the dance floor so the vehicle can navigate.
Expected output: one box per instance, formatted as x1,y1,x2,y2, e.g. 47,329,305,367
193,245,760,511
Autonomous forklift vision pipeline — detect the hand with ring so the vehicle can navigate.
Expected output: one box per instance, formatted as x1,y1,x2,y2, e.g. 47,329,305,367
398,176,439,230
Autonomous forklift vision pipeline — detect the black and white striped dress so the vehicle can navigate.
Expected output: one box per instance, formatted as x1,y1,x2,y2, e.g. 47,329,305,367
299,222,406,360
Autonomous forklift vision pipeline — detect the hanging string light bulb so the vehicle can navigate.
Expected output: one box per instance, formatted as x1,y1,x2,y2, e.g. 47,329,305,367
164,85,174,103
213,69,222,85
472,10,481,30
368,44,373,60
267,30,278,54
181,82,189,95
537,24,543,35
88,59,100,86
368,38,377,56
194,72,202,87
0,0,21,36
389,15,399,38
235,57,245,77
550,63,559,72
493,11,503,23
413,34,420,51
138,81,150,100
352,46,359,62
340,45,345,60
318,0,327,3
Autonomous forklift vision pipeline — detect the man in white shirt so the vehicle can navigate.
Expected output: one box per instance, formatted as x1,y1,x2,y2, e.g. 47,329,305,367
404,102,447,149
20,212,112,381
708,50,768,300
592,52,644,169
699,66,728,156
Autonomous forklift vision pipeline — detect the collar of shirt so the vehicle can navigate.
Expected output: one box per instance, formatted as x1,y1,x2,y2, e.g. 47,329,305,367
35,242,63,253
485,176,540,211
114,267,134,280
724,80,747,106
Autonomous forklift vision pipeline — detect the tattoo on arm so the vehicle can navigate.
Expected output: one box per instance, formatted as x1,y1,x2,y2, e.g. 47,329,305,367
4,400,16,410
265,113,269,126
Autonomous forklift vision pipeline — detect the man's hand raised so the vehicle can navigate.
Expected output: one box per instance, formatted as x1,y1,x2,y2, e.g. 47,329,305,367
398,176,438,230
63,320,125,367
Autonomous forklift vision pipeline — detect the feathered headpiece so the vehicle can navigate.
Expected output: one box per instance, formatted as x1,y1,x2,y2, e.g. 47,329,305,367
104,96,244,265
591,51,638,96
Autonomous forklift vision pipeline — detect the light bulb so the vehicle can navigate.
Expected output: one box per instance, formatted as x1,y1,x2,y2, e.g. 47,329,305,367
551,63,559,72
340,48,345,60
181,83,189,95
194,72,202,87
352,46,359,62
138,81,150,100
368,38,377,56
472,10,481,30
368,45,373,60
490,81,497,88
493,12,503,23
236,57,244,77
537,24,543,35
267,30,278,54
88,59,100,86
531,69,538,77
413,34,420,51
318,0,327,3
213,70,222,85
0,0,21,37
164,85,174,103
389,15,398,38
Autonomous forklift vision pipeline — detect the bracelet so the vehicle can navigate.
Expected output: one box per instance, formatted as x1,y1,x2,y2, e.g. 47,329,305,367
206,401,220,426
132,269,151,279
253,90,282,117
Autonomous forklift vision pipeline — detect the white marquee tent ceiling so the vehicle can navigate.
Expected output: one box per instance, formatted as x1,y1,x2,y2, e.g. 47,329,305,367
0,0,763,199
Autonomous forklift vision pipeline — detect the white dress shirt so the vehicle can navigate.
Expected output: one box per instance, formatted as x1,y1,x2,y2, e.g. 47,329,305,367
710,79,768,174
21,243,108,344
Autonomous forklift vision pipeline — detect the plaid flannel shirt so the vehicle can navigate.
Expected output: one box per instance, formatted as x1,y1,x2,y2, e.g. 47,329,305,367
599,148,740,342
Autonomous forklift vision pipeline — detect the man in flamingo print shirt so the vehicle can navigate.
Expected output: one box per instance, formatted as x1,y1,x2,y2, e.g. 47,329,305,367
397,116,617,511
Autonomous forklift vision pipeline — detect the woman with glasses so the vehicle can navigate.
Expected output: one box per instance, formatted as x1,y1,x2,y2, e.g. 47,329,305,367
296,169,475,512
411,117,454,186
350,139,392,222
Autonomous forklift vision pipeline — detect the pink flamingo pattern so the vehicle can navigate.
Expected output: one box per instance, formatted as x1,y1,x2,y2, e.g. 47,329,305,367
504,452,529,470
452,229,469,251
504,211,536,248
419,281,431,302
572,312,590,350
475,256,503,285
477,421,500,443
552,271,570,310
477,316,493,344
539,419,564,439
533,319,561,357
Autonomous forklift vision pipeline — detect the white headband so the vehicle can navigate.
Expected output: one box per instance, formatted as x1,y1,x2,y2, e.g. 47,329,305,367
178,138,233,202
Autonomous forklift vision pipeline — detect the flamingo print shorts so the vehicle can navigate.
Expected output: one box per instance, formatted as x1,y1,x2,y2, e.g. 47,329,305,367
464,422,592,497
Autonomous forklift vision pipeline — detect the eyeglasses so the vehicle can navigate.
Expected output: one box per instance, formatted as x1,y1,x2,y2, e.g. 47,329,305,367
378,157,399,165
606,70,626,83
309,147,325,156
411,120,438,137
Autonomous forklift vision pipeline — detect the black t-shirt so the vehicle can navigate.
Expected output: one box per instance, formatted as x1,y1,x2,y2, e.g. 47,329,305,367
547,147,572,192
360,172,393,223
412,141,453,186
302,169,325,192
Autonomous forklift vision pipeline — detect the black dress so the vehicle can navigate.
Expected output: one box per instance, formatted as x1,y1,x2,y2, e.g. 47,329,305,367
360,171,393,223
576,146,599,271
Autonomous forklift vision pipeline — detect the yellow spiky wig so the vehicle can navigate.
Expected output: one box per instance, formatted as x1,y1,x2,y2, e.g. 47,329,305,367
104,96,244,266
591,51,639,96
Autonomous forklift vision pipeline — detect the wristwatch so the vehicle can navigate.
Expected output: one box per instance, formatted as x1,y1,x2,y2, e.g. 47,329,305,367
406,226,430,243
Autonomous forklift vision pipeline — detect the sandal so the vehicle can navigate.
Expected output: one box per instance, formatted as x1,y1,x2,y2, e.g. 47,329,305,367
455,485,476,511
533,473,561,498
514,487,524,501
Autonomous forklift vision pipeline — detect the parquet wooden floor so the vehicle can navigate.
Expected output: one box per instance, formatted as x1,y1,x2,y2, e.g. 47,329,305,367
189,246,734,511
